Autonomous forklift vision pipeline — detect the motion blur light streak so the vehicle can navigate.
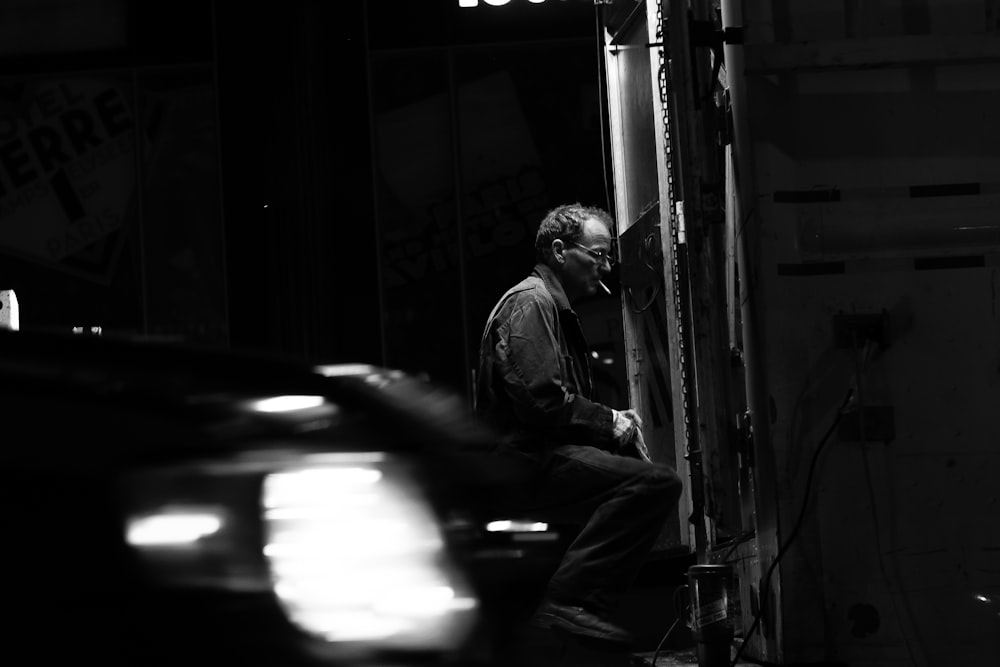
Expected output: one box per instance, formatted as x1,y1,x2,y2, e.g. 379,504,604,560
486,519,549,532
314,363,379,377
127,509,223,547
250,395,327,413
262,459,479,650
4,326,561,664
375,585,477,616
460,0,564,7
267,465,382,497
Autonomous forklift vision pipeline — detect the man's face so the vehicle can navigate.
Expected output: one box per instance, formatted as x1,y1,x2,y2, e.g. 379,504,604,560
556,216,612,302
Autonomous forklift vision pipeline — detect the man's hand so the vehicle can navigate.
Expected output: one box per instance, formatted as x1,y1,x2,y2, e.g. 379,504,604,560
630,428,652,463
619,408,643,430
611,408,638,443
613,408,651,462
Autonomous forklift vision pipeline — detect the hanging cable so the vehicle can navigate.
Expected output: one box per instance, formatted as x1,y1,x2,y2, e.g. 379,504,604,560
646,584,690,667
729,387,855,667
626,228,663,313
594,1,613,213
853,333,926,667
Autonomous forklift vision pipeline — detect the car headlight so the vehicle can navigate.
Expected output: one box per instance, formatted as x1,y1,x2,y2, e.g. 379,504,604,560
261,452,478,650
123,449,479,656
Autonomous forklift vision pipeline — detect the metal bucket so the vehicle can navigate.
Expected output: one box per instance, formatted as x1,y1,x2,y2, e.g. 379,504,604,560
687,564,735,667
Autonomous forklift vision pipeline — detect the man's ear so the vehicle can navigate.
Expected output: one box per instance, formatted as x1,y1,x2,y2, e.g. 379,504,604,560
551,238,565,263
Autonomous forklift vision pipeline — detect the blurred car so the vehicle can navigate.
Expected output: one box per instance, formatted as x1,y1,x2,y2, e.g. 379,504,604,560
0,326,569,666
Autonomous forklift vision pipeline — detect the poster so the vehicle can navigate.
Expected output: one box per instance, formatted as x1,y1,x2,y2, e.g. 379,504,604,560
0,78,135,283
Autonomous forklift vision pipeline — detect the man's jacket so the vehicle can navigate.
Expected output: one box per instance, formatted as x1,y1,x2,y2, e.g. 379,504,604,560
475,263,618,451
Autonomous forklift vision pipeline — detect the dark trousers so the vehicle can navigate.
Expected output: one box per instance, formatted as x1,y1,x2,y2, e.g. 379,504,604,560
495,443,684,617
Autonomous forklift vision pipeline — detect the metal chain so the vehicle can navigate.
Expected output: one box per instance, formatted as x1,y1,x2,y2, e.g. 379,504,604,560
655,1,693,457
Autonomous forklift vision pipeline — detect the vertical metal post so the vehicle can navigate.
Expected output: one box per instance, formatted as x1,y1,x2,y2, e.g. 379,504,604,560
363,1,388,367
209,0,231,346
447,48,473,403
664,0,709,563
664,0,738,562
130,69,149,336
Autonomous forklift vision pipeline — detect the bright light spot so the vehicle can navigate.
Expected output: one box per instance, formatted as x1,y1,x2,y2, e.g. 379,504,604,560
265,467,382,510
375,585,476,616
486,519,549,532
591,350,599,358
314,363,379,377
250,395,326,413
263,463,478,650
974,594,993,603
127,510,223,546
601,357,614,365
460,0,550,7
305,451,386,465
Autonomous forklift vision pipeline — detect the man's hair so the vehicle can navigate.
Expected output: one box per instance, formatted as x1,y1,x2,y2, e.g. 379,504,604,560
534,203,614,263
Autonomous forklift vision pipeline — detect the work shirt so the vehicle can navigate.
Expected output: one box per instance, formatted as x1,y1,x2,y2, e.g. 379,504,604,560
475,263,618,452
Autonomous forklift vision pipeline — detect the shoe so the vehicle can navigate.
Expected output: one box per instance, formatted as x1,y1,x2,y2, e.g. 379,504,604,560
528,599,632,645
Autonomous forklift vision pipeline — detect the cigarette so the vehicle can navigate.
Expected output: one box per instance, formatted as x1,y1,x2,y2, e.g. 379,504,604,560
598,280,611,295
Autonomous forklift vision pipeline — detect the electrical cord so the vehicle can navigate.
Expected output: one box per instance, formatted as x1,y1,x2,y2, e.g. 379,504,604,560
729,387,855,667
626,229,663,313
650,585,689,666
718,529,756,562
627,284,661,313
852,334,926,667
594,1,613,213
650,617,682,666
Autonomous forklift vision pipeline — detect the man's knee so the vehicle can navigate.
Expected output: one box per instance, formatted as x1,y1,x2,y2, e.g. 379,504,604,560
646,464,683,505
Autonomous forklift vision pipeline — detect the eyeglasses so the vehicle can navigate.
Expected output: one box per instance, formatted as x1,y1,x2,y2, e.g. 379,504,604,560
564,240,615,267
